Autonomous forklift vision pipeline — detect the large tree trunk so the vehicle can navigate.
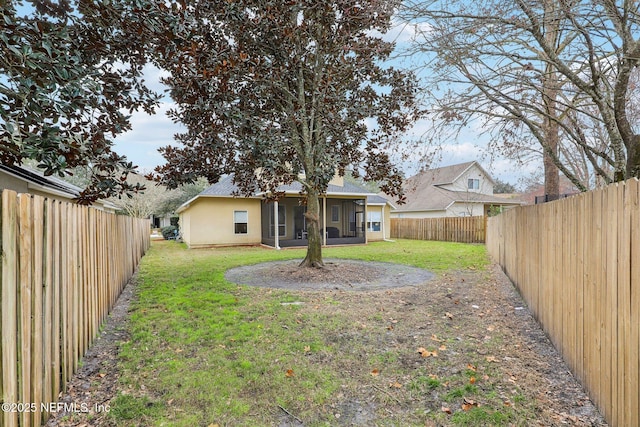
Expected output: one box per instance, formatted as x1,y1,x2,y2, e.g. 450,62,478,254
542,0,560,201
543,121,560,200
627,135,640,178
299,188,324,268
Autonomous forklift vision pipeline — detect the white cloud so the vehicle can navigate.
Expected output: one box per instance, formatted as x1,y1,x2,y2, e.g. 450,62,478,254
112,101,184,173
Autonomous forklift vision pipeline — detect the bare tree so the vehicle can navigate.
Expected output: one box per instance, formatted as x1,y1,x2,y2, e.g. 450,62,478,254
111,175,207,219
401,0,640,191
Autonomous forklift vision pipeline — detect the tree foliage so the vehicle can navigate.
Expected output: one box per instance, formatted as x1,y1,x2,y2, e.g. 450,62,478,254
0,0,164,203
493,178,517,194
150,0,420,266
401,0,640,191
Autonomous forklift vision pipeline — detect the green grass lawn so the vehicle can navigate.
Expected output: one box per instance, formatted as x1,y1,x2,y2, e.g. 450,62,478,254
110,240,520,426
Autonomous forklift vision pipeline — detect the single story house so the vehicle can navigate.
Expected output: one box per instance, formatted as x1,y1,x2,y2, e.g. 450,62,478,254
390,161,522,218
176,174,395,249
0,164,117,212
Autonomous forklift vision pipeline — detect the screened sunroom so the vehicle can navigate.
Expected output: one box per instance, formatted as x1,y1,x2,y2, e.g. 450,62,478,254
260,196,367,248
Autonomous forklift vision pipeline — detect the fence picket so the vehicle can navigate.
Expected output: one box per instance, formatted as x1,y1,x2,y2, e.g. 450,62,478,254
486,178,640,426
2,191,19,427
0,190,149,426
390,216,486,243
18,195,33,427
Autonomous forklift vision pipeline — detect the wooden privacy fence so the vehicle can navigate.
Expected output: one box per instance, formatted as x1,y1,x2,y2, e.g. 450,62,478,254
486,178,639,427
390,216,486,243
0,190,150,427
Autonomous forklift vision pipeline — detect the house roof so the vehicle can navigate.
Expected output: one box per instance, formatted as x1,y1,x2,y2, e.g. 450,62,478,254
177,174,384,213
405,161,495,189
197,174,377,197
0,163,82,199
393,161,520,212
367,194,395,207
0,164,118,210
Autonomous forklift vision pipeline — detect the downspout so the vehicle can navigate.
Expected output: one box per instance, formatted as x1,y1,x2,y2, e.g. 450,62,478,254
364,202,368,244
274,201,281,250
383,204,395,242
379,206,383,243
322,196,327,246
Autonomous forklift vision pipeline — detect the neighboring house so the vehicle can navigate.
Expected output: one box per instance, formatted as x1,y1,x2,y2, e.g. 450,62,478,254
150,213,176,229
0,164,117,212
176,174,394,249
390,161,522,218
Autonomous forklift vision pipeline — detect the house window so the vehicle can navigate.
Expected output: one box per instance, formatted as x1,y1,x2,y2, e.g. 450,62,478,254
331,205,339,222
234,210,248,234
468,178,480,190
367,210,382,232
269,205,286,237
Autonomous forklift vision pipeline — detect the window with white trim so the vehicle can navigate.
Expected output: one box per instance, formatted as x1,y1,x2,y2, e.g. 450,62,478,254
468,178,480,190
234,210,248,234
367,210,382,232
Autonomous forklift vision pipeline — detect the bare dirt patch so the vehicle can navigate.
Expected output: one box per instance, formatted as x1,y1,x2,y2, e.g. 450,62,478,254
225,258,435,290
44,277,137,427
47,261,606,426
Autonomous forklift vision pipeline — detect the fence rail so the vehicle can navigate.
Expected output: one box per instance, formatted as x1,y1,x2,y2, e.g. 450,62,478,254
486,179,640,427
0,190,150,427
390,216,486,243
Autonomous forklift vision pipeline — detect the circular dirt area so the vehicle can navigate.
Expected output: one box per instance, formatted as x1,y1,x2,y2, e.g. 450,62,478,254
224,258,435,291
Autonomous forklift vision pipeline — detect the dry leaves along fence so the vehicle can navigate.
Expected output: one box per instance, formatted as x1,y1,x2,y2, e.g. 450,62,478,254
1,190,150,427
486,178,640,427
390,216,486,243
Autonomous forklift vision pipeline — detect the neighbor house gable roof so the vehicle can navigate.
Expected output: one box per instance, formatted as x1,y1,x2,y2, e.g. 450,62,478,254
393,162,518,212
405,161,495,189
396,186,522,212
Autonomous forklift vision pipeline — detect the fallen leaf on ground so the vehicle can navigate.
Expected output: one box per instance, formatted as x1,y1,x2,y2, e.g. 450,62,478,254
467,364,477,371
486,356,498,363
285,369,295,377
390,382,402,388
371,369,380,376
417,347,438,358
441,406,452,414
445,312,453,319
462,397,478,411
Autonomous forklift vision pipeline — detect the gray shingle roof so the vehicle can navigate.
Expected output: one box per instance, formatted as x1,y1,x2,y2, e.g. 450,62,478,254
198,175,246,196
393,162,518,212
0,164,81,197
198,174,375,197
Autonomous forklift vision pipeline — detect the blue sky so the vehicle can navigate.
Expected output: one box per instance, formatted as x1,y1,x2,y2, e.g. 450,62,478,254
112,19,542,189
